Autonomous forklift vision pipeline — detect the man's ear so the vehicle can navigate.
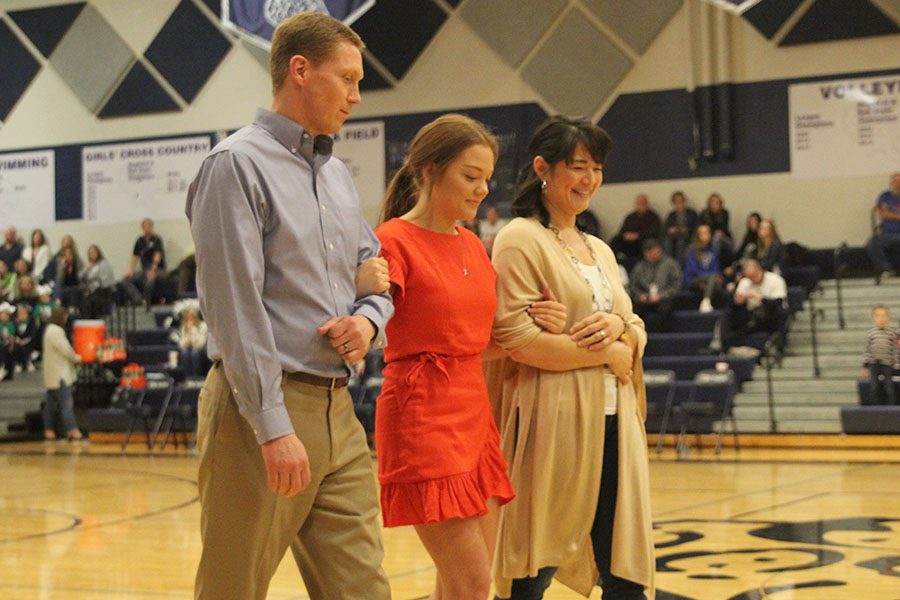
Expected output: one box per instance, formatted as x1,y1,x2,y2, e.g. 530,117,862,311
288,54,310,85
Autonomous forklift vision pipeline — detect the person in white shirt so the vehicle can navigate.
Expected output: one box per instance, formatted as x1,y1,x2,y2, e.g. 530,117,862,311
22,229,51,281
176,307,208,376
478,205,509,256
732,259,787,335
41,307,83,441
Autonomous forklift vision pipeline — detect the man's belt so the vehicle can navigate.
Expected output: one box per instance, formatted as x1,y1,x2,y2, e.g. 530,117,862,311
284,371,349,390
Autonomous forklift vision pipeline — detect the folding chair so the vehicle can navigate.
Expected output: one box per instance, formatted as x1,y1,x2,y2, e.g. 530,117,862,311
643,369,677,454
121,373,175,450
676,369,738,456
159,379,203,450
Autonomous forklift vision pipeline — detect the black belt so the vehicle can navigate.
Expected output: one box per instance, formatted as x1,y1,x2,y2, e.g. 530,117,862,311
212,361,348,390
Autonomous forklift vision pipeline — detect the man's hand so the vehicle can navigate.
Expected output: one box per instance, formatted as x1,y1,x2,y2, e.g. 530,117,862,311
261,433,311,497
317,315,375,364
355,257,390,298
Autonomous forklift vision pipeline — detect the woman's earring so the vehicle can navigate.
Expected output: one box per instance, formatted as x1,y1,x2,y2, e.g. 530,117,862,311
541,179,548,195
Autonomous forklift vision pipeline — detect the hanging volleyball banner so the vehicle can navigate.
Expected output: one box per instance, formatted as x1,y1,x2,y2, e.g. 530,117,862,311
789,73,900,179
224,0,375,50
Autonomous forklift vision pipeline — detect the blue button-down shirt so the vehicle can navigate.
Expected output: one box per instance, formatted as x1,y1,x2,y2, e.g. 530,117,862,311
186,108,392,444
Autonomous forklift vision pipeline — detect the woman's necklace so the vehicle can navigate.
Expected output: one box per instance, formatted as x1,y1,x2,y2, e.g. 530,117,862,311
547,223,613,312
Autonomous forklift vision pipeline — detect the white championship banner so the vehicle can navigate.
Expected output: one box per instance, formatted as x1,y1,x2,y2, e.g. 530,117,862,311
0,150,56,230
82,136,211,224
333,120,385,226
789,74,900,179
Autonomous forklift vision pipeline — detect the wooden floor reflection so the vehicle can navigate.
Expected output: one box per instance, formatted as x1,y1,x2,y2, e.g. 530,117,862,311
2,442,899,599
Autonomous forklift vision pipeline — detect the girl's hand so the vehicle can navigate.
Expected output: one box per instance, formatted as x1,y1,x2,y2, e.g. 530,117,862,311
527,287,568,334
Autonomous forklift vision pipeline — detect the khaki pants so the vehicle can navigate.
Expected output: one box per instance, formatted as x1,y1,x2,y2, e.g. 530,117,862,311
195,365,391,600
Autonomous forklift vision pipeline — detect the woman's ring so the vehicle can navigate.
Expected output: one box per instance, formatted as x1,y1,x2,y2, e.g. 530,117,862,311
342,343,350,353
599,329,606,338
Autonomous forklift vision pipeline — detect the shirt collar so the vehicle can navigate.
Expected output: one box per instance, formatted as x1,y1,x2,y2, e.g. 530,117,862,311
253,108,334,164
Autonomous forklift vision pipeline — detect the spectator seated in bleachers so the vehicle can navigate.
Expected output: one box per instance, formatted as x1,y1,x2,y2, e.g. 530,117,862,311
13,274,38,310
610,193,662,261
31,285,55,361
0,260,15,301
754,218,785,275
729,259,788,342
683,224,725,313
0,302,16,380
477,205,508,257
80,244,116,319
664,190,699,261
43,234,81,288
173,304,208,377
122,218,166,306
55,246,83,310
861,304,899,406
10,303,37,373
867,172,900,279
629,238,682,332
700,193,733,262
728,212,762,279
0,227,24,273
22,229,51,281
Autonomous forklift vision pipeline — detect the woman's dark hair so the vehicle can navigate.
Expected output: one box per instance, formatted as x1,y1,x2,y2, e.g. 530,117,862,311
31,228,46,248
512,115,612,227
380,114,498,223
88,244,104,261
48,306,69,328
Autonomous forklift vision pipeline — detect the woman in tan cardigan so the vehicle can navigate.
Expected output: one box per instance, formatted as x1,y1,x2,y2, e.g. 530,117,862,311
488,116,654,599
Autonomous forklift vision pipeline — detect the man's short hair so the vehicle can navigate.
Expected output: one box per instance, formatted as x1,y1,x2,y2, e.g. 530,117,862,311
270,12,364,92
642,238,661,252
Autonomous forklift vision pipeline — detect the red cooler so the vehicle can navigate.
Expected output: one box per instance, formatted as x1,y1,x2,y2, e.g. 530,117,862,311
73,320,106,363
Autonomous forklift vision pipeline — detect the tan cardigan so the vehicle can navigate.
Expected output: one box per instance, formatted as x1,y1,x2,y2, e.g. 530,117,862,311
486,217,655,598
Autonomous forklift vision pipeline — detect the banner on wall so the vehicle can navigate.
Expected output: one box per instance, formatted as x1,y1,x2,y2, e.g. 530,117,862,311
81,136,211,225
333,120,385,226
0,150,56,231
789,74,900,179
224,0,375,49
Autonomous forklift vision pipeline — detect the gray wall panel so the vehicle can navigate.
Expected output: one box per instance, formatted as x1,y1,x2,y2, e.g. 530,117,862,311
49,5,134,113
522,9,633,117
582,0,683,54
459,0,568,67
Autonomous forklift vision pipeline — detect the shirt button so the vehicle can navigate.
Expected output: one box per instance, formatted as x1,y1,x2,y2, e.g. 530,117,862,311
333,283,338,289
328,243,334,250
232,387,238,395
321,205,327,212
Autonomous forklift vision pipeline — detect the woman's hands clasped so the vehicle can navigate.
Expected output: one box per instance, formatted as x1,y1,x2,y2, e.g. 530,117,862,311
570,311,625,351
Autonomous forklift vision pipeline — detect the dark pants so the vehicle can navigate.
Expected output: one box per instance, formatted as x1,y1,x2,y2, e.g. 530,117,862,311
43,382,80,434
867,232,900,273
634,298,674,333
180,348,205,377
869,363,897,406
500,416,646,600
81,287,113,319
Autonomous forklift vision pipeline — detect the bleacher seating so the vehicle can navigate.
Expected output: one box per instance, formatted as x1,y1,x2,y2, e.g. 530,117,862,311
840,406,900,434
643,355,755,384
126,328,172,347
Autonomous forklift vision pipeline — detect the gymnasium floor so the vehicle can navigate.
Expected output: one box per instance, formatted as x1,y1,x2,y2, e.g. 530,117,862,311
1,443,899,599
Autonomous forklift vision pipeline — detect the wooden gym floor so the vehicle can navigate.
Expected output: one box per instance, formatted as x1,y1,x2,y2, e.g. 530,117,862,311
2,441,900,599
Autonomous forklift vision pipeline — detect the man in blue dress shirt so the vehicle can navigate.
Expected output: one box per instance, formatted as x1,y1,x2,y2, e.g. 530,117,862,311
186,11,393,599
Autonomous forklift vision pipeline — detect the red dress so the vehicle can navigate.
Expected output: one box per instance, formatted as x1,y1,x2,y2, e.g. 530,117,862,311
374,218,515,527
